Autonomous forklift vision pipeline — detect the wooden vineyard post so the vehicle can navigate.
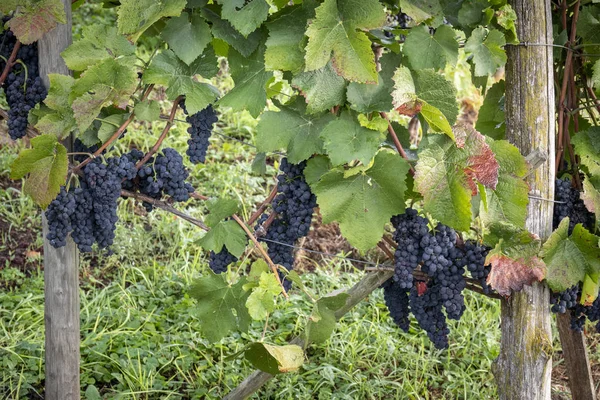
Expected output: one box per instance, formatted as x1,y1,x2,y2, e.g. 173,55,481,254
38,1,80,398
493,0,555,399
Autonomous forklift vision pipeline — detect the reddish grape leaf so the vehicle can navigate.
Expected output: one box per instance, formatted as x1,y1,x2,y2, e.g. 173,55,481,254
454,123,499,192
7,0,66,44
486,253,546,297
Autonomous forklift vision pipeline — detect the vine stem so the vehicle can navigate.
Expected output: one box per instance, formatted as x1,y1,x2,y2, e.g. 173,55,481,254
231,214,289,299
377,241,395,260
120,189,208,230
73,84,155,173
135,95,183,169
556,0,580,173
247,185,278,225
379,112,415,175
0,40,21,86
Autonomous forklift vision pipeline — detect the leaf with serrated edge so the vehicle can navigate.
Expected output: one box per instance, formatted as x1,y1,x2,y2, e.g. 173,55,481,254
10,135,68,208
117,0,186,42
218,0,269,37
582,176,600,216
403,25,458,70
304,155,332,185
320,111,382,166
202,5,262,58
572,127,600,177
61,25,135,71
256,100,334,163
204,198,240,228
304,0,386,83
246,272,281,320
486,251,546,297
413,69,458,126
311,150,409,250
217,46,272,117
265,2,316,73
7,0,66,44
347,52,401,113
465,27,507,77
197,220,248,257
542,219,600,296
162,12,211,65
306,293,349,344
189,274,250,342
292,62,346,114
399,0,443,24
476,80,505,140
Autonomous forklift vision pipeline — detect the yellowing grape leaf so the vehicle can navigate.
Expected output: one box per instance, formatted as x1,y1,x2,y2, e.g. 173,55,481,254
7,0,66,44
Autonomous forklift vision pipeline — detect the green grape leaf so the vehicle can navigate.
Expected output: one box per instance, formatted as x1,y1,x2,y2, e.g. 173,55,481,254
480,139,528,228
291,61,347,114
578,6,600,54
304,155,332,185
117,0,186,42
572,127,600,177
197,220,248,257
413,69,458,126
144,50,219,114
465,27,507,77
403,25,458,70
320,111,382,166
346,52,401,113
306,293,349,344
495,4,518,44
476,80,505,139
10,134,68,209
542,219,600,299
256,99,334,163
34,74,76,139
592,59,600,90
97,113,128,143
310,150,409,250
70,57,138,131
162,12,212,65
202,5,262,57
244,343,304,375
189,274,251,342
217,46,272,118
218,0,269,37
485,222,546,296
204,198,241,227
419,102,454,138
6,0,66,44
304,0,386,83
265,2,316,73
245,272,282,320
61,25,135,71
251,152,267,175
399,0,443,25
457,0,487,28
415,127,499,232
134,100,161,122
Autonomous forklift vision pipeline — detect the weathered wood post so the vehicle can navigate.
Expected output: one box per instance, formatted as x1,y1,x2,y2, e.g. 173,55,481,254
38,0,79,398
493,0,555,399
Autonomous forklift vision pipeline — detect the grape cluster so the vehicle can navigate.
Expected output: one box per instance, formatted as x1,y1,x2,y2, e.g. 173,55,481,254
464,240,492,294
383,279,410,332
181,103,218,164
45,187,76,248
0,24,47,140
384,209,494,349
554,177,595,232
256,158,317,288
46,145,194,252
410,282,450,349
390,209,429,289
209,249,238,274
551,285,579,314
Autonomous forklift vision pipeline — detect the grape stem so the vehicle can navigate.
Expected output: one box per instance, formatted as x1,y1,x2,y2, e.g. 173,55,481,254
247,184,278,225
135,95,183,169
231,214,289,299
73,84,155,173
0,39,21,86
121,189,209,230
379,112,416,175
377,241,395,259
